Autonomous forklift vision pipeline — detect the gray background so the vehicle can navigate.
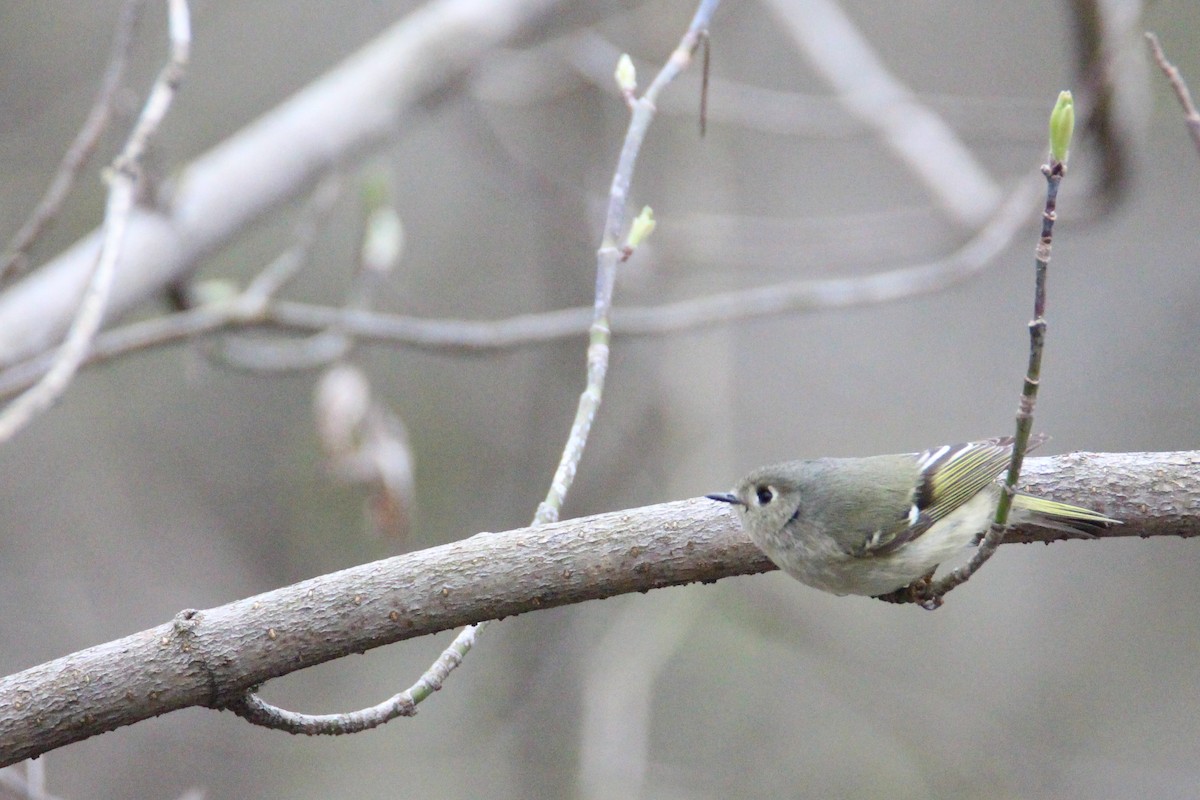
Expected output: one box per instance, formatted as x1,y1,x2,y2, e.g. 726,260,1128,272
1,1,1198,798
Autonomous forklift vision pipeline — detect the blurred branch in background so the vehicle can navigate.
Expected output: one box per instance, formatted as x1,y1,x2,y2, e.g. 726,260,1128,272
0,176,1040,396
761,0,1001,227
0,449,1196,766
1066,0,1143,213
1,757,202,800
223,173,347,306
542,30,1051,143
0,0,1137,391
223,0,720,737
579,589,703,800
210,173,395,371
0,0,146,285
1145,32,1200,159
0,0,191,446
0,758,65,800
0,0,567,370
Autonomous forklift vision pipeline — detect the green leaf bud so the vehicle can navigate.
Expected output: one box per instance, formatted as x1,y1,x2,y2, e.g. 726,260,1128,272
1049,90,1074,164
626,206,656,249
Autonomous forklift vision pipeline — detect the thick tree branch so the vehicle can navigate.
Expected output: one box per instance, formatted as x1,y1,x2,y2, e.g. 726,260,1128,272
1,450,1196,765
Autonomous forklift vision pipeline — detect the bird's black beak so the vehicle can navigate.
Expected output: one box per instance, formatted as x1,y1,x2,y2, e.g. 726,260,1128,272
705,492,743,506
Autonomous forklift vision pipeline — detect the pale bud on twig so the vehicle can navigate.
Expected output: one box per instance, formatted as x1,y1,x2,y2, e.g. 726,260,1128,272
187,279,240,306
615,53,637,96
619,206,656,262
627,205,656,245
361,206,404,276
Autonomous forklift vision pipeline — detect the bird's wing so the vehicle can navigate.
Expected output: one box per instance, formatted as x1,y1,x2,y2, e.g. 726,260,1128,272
863,434,1046,555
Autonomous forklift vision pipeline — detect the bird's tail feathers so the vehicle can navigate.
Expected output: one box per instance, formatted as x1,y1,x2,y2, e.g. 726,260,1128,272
1012,494,1119,538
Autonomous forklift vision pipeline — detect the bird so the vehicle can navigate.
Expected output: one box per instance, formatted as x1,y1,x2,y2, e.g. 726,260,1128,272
706,434,1117,598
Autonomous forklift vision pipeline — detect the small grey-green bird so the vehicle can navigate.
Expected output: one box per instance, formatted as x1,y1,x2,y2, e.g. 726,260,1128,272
706,434,1117,597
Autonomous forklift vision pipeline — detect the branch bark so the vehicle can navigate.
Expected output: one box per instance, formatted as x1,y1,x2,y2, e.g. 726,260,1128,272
1,450,1196,765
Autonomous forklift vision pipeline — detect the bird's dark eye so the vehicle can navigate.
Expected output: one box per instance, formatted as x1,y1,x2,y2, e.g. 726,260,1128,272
755,485,775,505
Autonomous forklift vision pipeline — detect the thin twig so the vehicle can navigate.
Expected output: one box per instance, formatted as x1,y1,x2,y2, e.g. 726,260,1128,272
0,1,190,446
0,179,1038,396
1066,1,1134,213
227,0,723,735
923,157,1067,607
1145,32,1200,159
240,174,345,303
0,0,146,284
0,0,569,372
534,0,719,527
214,174,396,372
223,623,465,733
212,173,354,370
491,28,1048,141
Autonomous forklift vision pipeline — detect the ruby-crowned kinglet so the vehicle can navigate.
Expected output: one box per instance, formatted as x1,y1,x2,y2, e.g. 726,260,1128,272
707,435,1117,597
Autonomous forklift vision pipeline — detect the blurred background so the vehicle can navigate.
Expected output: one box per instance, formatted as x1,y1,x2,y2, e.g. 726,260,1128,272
1,0,1198,797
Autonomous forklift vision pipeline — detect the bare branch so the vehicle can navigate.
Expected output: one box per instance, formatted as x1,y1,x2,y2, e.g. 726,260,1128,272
1145,32,1200,159
0,0,145,284
925,112,1072,606
223,0,723,737
0,0,190,446
535,0,717,527
761,0,1001,226
240,174,345,303
0,177,1040,396
212,172,403,373
0,0,569,371
0,450,1194,764
541,31,1047,142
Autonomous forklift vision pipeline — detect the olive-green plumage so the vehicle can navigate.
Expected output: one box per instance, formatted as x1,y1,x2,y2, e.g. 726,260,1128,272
707,435,1117,597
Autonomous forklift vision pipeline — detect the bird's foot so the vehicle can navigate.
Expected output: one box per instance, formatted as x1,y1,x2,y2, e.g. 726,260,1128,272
873,568,942,609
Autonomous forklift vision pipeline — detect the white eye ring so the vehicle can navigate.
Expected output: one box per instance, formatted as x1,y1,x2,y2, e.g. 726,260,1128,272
754,485,775,506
